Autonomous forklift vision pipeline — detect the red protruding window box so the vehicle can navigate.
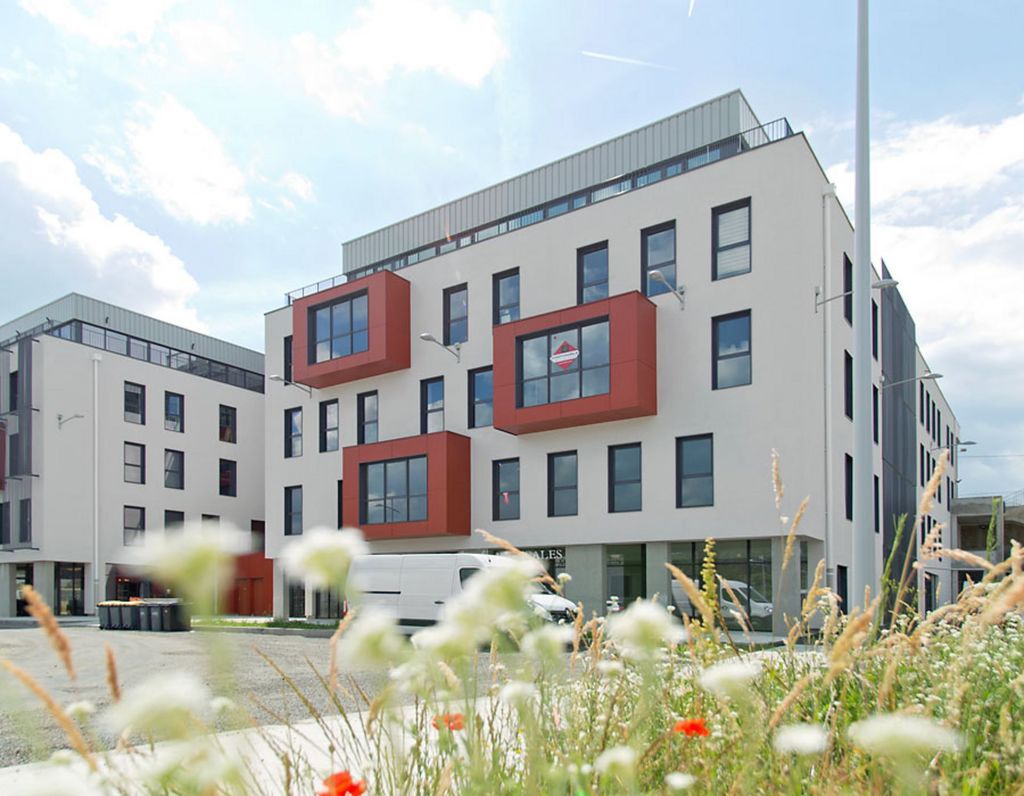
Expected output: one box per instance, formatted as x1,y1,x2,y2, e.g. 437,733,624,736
493,291,657,434
291,270,411,389
342,431,471,540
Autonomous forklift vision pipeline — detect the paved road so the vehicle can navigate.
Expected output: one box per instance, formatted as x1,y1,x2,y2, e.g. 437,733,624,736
0,626,391,768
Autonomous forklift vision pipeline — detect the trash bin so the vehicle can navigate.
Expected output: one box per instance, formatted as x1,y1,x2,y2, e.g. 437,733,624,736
162,601,189,632
98,604,112,630
120,604,141,631
148,604,163,632
139,604,151,631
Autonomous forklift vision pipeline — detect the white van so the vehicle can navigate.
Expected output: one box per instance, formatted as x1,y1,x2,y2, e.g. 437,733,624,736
670,579,773,624
347,553,578,634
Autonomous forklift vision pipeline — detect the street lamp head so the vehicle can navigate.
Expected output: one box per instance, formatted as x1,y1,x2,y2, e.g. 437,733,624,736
871,278,898,290
922,372,943,381
650,269,671,286
959,440,977,446
419,332,438,343
268,374,285,383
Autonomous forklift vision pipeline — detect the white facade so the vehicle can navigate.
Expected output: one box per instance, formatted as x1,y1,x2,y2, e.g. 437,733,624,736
0,295,265,616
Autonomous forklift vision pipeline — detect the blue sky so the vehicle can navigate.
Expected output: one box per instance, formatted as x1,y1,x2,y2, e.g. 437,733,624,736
1,0,1023,495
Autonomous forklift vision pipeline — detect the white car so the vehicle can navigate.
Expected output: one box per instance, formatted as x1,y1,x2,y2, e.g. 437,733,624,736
670,578,773,622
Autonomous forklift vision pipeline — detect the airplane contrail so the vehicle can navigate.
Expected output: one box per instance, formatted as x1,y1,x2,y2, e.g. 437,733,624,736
580,51,678,71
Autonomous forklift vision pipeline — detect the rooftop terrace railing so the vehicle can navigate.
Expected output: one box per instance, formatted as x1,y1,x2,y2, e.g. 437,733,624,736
285,117,795,305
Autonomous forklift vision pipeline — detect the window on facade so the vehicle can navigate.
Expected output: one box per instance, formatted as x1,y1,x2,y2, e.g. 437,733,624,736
124,505,145,545
670,539,772,630
17,498,30,544
919,382,925,424
712,198,751,279
642,222,676,297
677,435,713,507
164,449,184,490
493,458,520,521
872,300,879,360
219,405,237,443
337,480,344,529
357,391,378,444
8,371,17,411
873,385,879,443
319,399,339,452
577,242,609,304
165,391,184,432
55,563,85,617
844,351,853,419
310,293,369,363
845,454,854,521
124,442,145,484
712,311,751,389
284,486,302,535
609,443,641,512
493,268,520,325
0,503,9,545
843,255,853,324
219,459,237,497
548,451,578,517
8,433,19,476
283,335,293,382
124,382,145,424
874,474,880,534
519,319,609,407
285,407,302,458
468,367,493,428
164,510,184,532
421,377,444,433
361,456,427,524
444,284,469,345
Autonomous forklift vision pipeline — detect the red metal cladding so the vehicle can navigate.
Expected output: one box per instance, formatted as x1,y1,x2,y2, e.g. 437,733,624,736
291,270,411,389
492,290,658,434
341,431,471,540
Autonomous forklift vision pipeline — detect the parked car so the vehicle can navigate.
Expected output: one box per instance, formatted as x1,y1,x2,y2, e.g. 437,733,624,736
670,578,773,624
347,553,577,634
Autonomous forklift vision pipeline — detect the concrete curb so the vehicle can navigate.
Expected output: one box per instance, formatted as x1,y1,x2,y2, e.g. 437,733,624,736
191,624,336,639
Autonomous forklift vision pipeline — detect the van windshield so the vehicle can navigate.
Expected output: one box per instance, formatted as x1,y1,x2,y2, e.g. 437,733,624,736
459,568,481,587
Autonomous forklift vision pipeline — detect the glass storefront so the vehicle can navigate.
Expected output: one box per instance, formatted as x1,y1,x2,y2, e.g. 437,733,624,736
670,540,773,631
55,563,85,616
315,587,344,619
606,544,646,608
288,580,306,618
15,563,33,617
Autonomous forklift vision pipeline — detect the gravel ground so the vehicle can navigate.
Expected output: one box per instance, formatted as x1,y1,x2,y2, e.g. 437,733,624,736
0,626,394,768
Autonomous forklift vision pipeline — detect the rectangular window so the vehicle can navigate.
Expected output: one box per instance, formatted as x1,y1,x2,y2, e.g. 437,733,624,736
0,503,9,545
219,459,237,497
309,293,369,364
319,399,339,452
676,435,713,507
468,367,493,428
202,514,220,527
577,241,609,304
872,300,879,360
845,454,854,521
337,480,344,529
124,382,145,424
164,510,184,532
609,443,641,513
493,458,520,521
164,449,184,490
919,382,925,424
284,486,302,535
284,407,302,458
843,255,853,323
872,385,879,443
124,442,145,484
493,268,520,325
8,371,17,412
8,432,19,476
357,391,378,444
360,456,427,524
844,351,853,419
920,444,925,487
283,335,293,382
124,505,145,545
712,311,752,389
641,221,676,297
164,391,184,432
219,405,237,443
712,198,751,279
420,377,445,433
518,319,609,407
874,475,880,533
443,284,469,345
17,498,30,544
547,451,578,517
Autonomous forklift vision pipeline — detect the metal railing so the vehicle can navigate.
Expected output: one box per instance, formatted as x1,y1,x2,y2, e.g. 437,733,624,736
285,117,795,304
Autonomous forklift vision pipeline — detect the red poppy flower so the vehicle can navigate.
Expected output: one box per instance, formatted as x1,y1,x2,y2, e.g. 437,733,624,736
673,718,710,737
432,713,465,731
319,770,366,796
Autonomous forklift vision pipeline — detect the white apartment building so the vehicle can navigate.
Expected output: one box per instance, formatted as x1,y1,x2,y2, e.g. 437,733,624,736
0,294,267,617
261,90,958,629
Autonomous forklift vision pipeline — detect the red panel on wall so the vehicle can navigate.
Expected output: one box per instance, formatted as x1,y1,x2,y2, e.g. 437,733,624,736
291,270,411,389
492,290,658,434
226,551,274,616
341,431,471,540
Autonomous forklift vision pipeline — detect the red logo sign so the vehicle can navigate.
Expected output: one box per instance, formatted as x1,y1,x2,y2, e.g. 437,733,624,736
550,341,579,370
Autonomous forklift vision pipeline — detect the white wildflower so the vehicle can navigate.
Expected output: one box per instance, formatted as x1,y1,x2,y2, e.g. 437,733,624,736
773,723,828,755
665,772,697,791
698,658,762,700
499,680,538,706
594,745,637,779
597,660,624,678
557,572,572,584
282,527,367,590
848,714,962,759
137,523,248,604
412,621,478,660
607,599,686,659
389,658,432,694
210,696,236,714
521,624,572,664
66,700,96,720
336,607,409,669
47,750,76,767
105,672,211,739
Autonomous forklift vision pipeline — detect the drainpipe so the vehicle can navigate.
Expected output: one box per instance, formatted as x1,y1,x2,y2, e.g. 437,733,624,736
92,353,101,612
822,184,835,589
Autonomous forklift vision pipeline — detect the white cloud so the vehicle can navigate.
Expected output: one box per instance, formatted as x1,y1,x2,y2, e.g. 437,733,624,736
281,171,315,203
168,16,241,70
19,0,179,48
85,96,252,225
290,0,508,120
0,122,204,330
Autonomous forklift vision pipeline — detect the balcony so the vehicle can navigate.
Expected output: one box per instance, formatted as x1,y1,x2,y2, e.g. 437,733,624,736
492,291,657,434
291,270,410,389
341,431,471,540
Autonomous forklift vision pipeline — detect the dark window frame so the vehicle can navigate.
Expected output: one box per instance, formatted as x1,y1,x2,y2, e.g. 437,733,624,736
844,454,854,521
492,268,520,325
319,399,339,452
443,283,469,346
871,300,879,360
711,197,752,281
547,451,578,517
164,449,184,490
124,382,145,424
844,351,853,419
124,442,145,484
164,510,184,532
576,241,609,305
468,366,493,428
283,335,293,382
515,316,610,408
0,503,10,545
164,391,184,433
843,255,853,324
284,485,303,535
123,505,145,546
308,291,369,365
357,391,378,445
420,377,445,434
641,220,677,297
219,458,237,497
676,434,714,508
711,310,752,390
872,385,879,443
608,443,642,513
284,407,302,458
17,498,30,544
492,458,520,521
337,480,344,529
219,404,237,443
359,455,428,525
